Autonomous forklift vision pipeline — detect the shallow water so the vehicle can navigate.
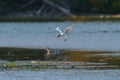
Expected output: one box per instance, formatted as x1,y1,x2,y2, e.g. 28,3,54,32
0,21,120,51
0,21,120,80
0,69,120,80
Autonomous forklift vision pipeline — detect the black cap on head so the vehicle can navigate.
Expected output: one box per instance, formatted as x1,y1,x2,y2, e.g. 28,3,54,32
57,34,61,38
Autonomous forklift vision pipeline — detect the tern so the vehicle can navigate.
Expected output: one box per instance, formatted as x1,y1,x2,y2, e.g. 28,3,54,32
56,26,72,41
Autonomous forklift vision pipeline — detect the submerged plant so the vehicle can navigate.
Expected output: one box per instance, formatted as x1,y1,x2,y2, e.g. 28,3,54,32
3,62,17,69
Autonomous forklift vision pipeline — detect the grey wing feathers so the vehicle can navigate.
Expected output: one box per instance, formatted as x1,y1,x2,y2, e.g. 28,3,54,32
64,27,72,34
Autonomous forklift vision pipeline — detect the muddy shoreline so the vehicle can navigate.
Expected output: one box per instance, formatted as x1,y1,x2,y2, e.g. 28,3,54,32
0,47,120,70
0,47,119,61
0,14,120,22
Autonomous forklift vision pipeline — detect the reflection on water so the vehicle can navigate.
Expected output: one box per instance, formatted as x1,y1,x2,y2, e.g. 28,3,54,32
0,50,120,70
62,50,120,68
0,21,120,80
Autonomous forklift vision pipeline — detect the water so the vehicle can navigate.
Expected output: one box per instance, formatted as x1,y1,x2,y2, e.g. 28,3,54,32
0,21,120,51
0,21,120,80
0,69,120,80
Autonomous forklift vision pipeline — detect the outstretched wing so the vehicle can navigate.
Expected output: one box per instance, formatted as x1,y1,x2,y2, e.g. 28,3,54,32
64,27,72,34
56,27,63,35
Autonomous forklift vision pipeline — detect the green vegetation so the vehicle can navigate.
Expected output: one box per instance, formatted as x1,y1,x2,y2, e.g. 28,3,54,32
0,47,46,61
0,47,120,70
0,0,119,17
0,0,119,21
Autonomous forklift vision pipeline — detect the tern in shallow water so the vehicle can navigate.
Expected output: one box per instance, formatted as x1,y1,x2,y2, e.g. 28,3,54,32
56,26,72,41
